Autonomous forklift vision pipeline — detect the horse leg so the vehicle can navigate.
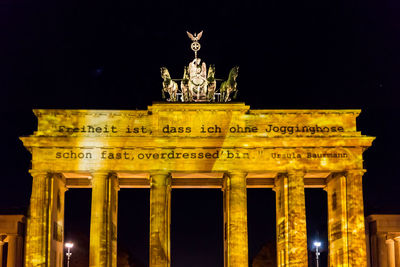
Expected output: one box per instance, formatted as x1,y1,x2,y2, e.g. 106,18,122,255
225,89,231,102
233,90,238,99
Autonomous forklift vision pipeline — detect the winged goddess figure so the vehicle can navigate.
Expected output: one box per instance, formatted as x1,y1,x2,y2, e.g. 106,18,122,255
186,31,203,58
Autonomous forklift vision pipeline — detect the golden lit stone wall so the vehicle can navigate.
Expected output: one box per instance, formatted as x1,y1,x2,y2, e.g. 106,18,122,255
20,103,374,267
0,215,25,267
24,104,371,174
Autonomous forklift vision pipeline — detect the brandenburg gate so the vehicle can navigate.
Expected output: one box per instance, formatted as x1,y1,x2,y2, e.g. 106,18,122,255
20,103,374,266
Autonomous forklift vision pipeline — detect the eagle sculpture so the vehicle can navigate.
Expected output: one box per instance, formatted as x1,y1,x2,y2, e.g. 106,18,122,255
186,31,203,42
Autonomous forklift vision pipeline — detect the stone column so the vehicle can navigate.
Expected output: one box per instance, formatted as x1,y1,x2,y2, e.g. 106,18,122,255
394,237,400,267
274,170,308,267
25,171,50,266
15,235,23,267
48,174,67,267
7,234,17,267
0,238,4,267
346,170,367,267
326,170,367,267
149,172,171,267
386,239,395,267
325,172,349,266
377,233,388,267
223,172,248,267
89,172,119,267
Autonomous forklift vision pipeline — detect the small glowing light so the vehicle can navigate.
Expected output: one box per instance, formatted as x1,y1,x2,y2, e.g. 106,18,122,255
314,241,321,247
65,242,74,248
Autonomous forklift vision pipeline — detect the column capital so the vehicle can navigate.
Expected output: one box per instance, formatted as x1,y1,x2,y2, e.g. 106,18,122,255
394,236,400,242
326,171,346,185
47,172,63,178
329,171,346,178
386,239,395,245
109,172,120,191
28,169,48,177
224,171,247,178
273,174,287,191
223,172,247,192
51,173,67,186
89,171,112,178
149,172,171,188
6,233,18,237
286,169,306,176
272,185,278,192
149,171,171,177
346,169,366,175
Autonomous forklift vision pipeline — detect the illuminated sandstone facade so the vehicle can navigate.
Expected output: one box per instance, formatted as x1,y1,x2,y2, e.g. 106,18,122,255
20,103,374,267
0,215,25,267
366,215,400,267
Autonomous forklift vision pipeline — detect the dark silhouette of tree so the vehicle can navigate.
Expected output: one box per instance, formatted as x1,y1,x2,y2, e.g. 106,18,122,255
252,242,276,267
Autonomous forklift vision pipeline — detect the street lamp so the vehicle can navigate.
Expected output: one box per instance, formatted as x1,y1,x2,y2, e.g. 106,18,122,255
313,241,321,267
65,242,74,267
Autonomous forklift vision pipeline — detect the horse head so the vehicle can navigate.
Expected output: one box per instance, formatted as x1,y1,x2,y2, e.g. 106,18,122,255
183,66,189,80
160,67,170,80
230,66,239,81
208,64,216,79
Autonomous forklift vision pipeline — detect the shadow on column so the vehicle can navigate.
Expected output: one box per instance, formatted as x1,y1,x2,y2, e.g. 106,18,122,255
2,243,8,267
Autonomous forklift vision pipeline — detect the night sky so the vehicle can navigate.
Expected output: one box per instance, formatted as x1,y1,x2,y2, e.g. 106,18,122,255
1,0,400,266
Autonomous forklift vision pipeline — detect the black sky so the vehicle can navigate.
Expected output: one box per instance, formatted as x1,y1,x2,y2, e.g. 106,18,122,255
1,0,400,266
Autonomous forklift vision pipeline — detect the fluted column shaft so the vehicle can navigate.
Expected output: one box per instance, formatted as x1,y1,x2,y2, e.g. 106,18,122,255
25,171,66,267
7,235,17,267
394,237,400,267
223,171,248,267
346,170,367,267
0,240,4,267
149,173,171,267
386,239,395,267
25,171,49,266
326,170,367,267
326,173,349,266
377,234,388,267
274,170,308,267
89,172,119,267
48,174,67,267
